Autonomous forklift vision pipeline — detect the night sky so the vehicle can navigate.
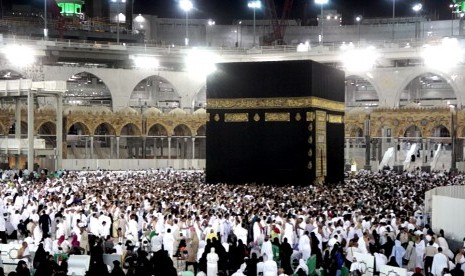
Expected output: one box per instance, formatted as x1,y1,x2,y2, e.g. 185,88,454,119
4,0,453,24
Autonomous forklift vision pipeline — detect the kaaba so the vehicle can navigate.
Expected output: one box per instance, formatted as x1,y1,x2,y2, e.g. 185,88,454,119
206,60,345,186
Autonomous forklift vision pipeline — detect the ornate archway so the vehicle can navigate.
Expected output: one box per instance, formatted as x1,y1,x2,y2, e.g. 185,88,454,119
129,75,181,112
345,75,379,109
172,124,193,159
404,125,422,138
37,121,56,149
65,72,113,109
66,122,91,159
146,124,169,159
195,124,206,159
398,72,458,108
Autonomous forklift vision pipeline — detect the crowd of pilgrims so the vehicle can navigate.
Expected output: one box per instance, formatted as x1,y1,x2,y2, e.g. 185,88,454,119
0,169,464,276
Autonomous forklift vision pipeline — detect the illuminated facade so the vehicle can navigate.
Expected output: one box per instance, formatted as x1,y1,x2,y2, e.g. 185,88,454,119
0,16,464,172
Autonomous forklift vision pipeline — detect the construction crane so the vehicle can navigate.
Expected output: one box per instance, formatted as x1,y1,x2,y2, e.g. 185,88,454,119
263,0,294,45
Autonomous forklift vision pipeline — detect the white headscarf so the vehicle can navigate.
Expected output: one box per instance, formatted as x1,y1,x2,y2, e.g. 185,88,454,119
294,259,308,275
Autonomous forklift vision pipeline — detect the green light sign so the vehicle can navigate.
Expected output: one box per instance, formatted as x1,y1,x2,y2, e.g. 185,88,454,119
57,2,82,15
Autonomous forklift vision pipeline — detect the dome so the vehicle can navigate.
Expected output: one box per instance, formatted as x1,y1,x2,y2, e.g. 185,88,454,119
168,108,187,115
64,106,113,114
193,108,206,115
347,107,369,115
143,107,163,116
38,104,56,112
118,106,139,115
401,102,422,109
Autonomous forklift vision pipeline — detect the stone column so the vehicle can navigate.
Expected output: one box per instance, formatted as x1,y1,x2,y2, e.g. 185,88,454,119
192,138,196,159
15,98,21,169
142,136,147,159
27,91,34,172
364,118,371,171
168,138,171,160
56,94,63,169
90,136,94,159
116,136,120,159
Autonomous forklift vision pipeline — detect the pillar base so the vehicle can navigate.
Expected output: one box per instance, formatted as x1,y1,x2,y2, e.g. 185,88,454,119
393,165,404,173
450,167,459,174
363,165,372,171
421,166,431,173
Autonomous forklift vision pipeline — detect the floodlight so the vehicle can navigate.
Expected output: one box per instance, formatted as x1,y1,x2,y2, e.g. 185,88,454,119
180,0,193,12
185,48,218,77
422,37,464,69
248,1,261,9
412,3,422,12
3,45,35,66
131,55,160,69
341,46,379,72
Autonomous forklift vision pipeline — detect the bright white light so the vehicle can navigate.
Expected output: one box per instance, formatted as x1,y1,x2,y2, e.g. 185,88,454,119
339,41,354,51
117,13,125,22
422,37,464,69
208,19,215,26
341,46,379,72
356,16,362,22
248,1,261,9
185,48,218,78
180,0,193,12
412,3,422,12
134,14,144,23
297,41,310,52
3,45,35,66
326,15,331,20
315,0,329,4
131,55,160,69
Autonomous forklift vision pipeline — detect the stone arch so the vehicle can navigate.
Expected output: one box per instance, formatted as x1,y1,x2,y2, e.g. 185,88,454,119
403,125,422,138
345,123,364,137
429,124,451,137
460,126,465,138
65,71,113,109
0,122,6,135
67,122,91,135
196,125,206,136
129,75,181,110
37,121,56,135
192,85,206,110
9,121,28,135
0,69,24,80
119,123,141,136
93,122,116,136
395,69,461,108
147,123,169,136
37,121,57,148
172,124,193,137
345,74,380,108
